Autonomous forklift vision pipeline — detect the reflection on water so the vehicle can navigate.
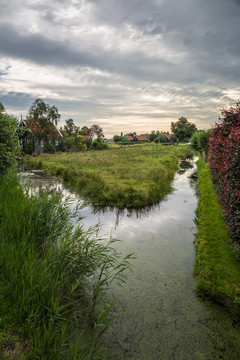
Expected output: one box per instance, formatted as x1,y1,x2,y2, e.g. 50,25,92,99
19,161,240,360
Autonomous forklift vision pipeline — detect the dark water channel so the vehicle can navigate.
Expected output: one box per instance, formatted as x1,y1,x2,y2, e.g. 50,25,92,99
20,161,240,360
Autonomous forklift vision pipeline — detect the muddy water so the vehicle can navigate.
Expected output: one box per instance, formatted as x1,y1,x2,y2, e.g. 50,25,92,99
20,162,240,360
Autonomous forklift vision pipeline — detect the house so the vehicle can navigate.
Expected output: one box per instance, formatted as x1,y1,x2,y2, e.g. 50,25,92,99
18,119,63,153
164,133,171,142
122,133,150,144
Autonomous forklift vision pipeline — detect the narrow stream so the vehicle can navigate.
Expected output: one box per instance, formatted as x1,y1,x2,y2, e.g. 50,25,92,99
20,161,240,360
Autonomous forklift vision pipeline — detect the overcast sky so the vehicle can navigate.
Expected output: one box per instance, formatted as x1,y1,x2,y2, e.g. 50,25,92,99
0,0,240,136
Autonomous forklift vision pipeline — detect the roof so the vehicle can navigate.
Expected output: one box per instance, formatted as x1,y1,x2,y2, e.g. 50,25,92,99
82,135,91,140
22,119,63,138
165,133,171,139
135,135,149,141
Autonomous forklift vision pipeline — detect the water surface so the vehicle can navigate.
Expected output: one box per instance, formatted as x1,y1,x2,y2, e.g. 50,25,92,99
20,162,240,360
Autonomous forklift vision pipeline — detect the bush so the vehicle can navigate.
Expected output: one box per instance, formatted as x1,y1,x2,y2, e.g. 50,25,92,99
92,140,109,150
0,112,19,175
23,141,34,155
208,102,240,242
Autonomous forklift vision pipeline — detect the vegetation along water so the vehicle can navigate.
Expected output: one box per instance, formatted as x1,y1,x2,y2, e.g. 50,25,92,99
16,161,240,359
23,144,188,208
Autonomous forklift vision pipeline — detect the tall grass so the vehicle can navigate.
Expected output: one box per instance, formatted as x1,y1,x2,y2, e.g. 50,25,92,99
0,172,132,359
24,144,187,208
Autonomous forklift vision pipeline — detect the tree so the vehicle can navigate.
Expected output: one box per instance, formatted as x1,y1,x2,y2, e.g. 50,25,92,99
113,135,123,143
27,99,61,153
158,132,167,143
29,98,60,126
191,130,211,162
0,102,5,113
64,118,80,137
171,117,197,145
80,126,91,136
0,108,19,175
89,124,104,141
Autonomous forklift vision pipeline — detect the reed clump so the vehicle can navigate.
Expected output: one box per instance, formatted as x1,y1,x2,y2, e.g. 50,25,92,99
0,172,132,359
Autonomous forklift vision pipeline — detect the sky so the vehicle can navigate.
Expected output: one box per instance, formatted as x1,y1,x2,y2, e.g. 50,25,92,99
0,0,240,137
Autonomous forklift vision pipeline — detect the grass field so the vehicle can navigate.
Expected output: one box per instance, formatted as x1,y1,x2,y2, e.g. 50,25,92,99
195,160,240,309
24,144,188,208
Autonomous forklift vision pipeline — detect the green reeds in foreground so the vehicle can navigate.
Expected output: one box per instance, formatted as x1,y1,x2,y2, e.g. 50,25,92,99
0,172,132,359
194,160,240,309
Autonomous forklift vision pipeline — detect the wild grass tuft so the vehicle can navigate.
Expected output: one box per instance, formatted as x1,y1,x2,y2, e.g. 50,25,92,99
0,171,132,359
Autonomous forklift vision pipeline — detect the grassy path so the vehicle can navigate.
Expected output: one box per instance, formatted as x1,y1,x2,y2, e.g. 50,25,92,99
195,160,240,309
24,144,187,208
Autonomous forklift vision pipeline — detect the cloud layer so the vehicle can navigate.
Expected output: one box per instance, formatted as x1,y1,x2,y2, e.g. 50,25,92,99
0,0,240,135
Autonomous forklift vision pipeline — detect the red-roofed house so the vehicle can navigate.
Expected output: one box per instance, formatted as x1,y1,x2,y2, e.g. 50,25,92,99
122,133,150,143
18,119,63,153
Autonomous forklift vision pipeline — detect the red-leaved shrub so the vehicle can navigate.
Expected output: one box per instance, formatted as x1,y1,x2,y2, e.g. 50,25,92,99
208,102,240,242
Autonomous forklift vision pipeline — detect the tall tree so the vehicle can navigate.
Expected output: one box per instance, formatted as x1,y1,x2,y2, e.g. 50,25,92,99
89,124,104,141
29,98,60,126
171,117,197,145
27,99,61,153
64,118,80,137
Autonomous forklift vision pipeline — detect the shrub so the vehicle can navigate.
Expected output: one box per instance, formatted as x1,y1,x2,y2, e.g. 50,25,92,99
208,101,240,242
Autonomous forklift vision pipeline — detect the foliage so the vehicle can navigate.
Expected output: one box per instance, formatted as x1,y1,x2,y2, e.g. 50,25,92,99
43,140,56,154
0,172,132,359
0,110,19,176
113,135,123,143
80,126,91,136
23,141,34,155
29,98,60,126
208,102,240,242
63,118,80,137
63,135,87,152
0,101,5,113
171,117,197,144
191,129,211,162
92,140,109,150
194,160,240,307
25,144,188,208
27,99,61,152
90,124,104,141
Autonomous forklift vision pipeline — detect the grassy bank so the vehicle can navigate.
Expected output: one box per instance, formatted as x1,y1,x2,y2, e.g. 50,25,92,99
195,160,240,309
24,144,187,208
0,172,132,359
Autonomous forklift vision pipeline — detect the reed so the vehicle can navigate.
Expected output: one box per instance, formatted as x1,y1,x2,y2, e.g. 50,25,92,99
0,172,132,359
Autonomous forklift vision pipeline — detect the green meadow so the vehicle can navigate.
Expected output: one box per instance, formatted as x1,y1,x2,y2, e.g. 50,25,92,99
24,144,188,208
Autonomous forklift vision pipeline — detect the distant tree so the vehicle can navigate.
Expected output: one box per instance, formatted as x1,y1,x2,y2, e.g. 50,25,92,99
27,99,61,153
171,117,197,145
80,126,91,136
29,98,60,126
191,129,212,162
64,118,80,137
0,108,19,175
90,124,104,141
63,135,86,152
158,132,166,143
113,135,123,143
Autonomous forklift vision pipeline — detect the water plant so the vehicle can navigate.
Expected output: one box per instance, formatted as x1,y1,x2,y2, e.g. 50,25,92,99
0,171,132,359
